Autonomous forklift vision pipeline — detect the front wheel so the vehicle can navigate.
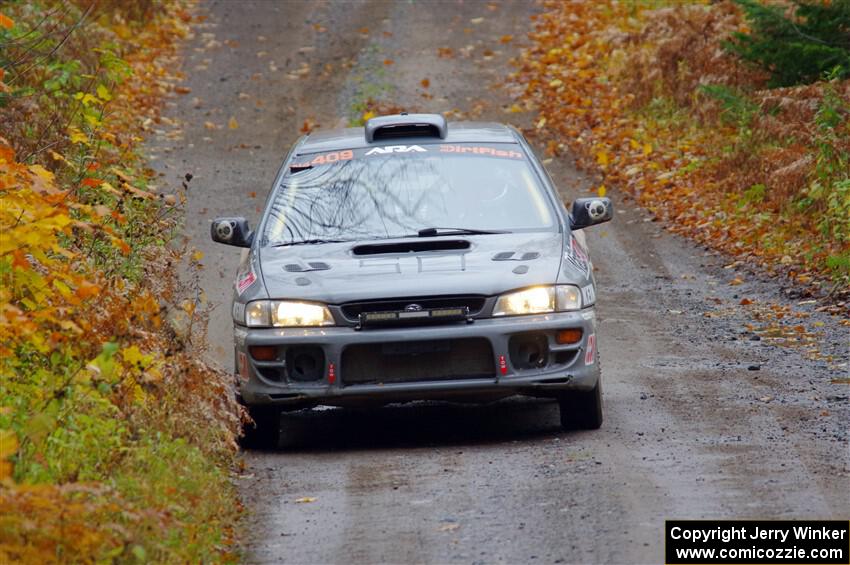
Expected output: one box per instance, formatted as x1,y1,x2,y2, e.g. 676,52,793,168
558,378,603,430
240,405,282,449
240,406,314,449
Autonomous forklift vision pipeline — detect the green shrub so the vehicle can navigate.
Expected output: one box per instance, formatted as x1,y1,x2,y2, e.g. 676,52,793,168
727,0,850,87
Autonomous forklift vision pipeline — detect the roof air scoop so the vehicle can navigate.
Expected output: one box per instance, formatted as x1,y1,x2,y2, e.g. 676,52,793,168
365,113,448,142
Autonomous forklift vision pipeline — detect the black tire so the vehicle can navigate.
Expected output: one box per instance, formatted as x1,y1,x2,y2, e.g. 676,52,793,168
558,378,603,430
240,405,282,449
240,406,315,450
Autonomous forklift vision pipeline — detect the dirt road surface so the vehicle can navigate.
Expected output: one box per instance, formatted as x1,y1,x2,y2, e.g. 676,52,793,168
148,1,849,563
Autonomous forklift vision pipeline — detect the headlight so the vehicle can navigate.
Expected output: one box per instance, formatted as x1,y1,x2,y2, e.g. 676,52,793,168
244,300,334,327
493,285,582,316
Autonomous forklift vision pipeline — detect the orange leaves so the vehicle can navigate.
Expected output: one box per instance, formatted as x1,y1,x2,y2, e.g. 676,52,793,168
300,118,318,133
0,13,14,29
514,0,846,295
113,237,131,255
0,428,18,480
11,250,29,270
1,4,243,561
75,280,100,300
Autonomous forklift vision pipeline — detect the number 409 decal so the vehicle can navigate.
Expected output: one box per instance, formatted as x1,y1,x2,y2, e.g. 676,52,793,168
308,150,353,165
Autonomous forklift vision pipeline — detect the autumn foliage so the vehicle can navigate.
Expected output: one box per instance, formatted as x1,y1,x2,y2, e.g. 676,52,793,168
513,0,850,298
1,1,241,561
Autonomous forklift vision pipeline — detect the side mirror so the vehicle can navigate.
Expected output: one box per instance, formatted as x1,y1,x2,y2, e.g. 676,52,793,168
570,197,613,230
211,217,253,247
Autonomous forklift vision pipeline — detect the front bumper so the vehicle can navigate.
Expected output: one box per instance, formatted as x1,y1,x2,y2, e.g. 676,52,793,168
235,309,599,407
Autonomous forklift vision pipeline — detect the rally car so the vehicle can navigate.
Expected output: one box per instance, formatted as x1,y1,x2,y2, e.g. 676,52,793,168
211,113,613,446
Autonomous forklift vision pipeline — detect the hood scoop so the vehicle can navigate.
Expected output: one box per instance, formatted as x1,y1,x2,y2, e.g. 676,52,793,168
352,239,470,256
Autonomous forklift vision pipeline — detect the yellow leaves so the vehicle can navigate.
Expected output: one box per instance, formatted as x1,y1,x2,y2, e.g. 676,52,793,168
122,345,153,370
96,84,112,102
181,300,196,316
643,143,653,156
58,320,83,334
48,150,69,165
362,110,376,122
29,164,54,183
191,249,204,262
597,185,607,197
68,127,89,145
295,497,317,504
536,117,547,129
596,150,609,167
53,279,74,301
228,116,239,129
73,91,101,107
549,79,563,87
0,429,18,459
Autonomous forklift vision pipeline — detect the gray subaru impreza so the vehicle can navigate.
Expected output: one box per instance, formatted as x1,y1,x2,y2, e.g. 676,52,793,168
211,113,612,446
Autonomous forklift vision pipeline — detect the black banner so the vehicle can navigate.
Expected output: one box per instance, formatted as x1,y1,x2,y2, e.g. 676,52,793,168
666,520,849,564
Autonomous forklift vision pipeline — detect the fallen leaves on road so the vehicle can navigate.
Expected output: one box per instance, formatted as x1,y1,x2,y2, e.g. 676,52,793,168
295,497,317,504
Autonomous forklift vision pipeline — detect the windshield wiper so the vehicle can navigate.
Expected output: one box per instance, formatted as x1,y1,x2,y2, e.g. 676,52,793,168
271,238,349,247
416,227,510,237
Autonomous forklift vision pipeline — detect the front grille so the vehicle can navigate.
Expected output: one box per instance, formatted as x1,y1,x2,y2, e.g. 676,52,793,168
341,338,495,385
340,295,487,321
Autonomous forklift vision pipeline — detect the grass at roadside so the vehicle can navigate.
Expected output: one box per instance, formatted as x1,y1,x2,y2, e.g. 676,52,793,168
1,1,242,561
512,0,850,300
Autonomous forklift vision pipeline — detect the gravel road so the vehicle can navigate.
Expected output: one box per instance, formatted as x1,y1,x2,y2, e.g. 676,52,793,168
148,1,849,563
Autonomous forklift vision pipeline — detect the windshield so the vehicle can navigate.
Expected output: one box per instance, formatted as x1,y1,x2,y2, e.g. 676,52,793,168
262,143,557,246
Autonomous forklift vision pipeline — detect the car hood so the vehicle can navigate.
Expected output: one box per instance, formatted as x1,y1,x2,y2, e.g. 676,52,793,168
258,232,567,303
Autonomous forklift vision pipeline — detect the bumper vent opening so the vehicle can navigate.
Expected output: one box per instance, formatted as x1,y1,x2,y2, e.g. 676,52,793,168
286,346,325,382
509,333,549,370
